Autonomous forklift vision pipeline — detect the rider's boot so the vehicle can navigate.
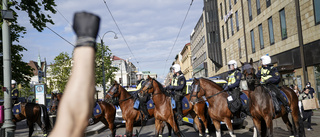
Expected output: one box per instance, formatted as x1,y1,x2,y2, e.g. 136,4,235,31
176,100,183,125
141,103,149,125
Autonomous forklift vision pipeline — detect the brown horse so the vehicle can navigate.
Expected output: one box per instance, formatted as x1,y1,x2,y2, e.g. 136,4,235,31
49,93,117,137
190,77,240,137
106,80,208,137
12,102,51,137
241,60,305,137
138,76,186,137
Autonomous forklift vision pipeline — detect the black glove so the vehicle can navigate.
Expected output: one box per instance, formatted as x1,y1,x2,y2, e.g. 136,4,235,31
73,12,100,50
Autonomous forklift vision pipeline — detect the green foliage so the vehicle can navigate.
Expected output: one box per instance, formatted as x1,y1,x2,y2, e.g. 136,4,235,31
47,52,72,93
95,43,118,87
0,0,56,88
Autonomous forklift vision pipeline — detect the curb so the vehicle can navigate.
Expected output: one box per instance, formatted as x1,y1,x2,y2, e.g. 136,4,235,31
85,122,108,136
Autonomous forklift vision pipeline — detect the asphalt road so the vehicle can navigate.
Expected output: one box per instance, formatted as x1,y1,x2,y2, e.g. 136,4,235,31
12,110,320,137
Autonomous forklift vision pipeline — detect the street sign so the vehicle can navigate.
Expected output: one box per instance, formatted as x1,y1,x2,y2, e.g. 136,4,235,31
34,84,46,105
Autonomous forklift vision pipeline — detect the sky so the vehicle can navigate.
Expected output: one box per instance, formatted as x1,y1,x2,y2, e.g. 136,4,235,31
18,0,204,83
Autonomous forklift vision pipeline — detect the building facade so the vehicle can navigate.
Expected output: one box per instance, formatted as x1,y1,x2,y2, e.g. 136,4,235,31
180,43,193,80
215,0,320,99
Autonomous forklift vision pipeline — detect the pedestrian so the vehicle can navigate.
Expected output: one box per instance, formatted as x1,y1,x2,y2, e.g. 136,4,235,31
293,85,300,97
306,82,315,98
299,88,313,131
49,11,100,137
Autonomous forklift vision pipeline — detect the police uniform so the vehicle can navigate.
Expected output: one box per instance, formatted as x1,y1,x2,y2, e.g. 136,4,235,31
225,69,242,113
12,88,19,104
168,71,186,119
256,65,291,113
137,79,150,121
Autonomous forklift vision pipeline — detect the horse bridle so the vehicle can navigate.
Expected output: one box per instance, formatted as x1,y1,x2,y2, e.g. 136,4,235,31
107,84,133,103
190,80,226,103
139,78,154,97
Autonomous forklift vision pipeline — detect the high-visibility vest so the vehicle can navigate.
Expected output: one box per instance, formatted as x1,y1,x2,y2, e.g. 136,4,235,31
137,80,145,90
227,70,239,86
261,67,273,83
171,75,186,92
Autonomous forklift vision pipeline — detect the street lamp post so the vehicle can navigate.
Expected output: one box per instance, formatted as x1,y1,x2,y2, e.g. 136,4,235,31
99,31,117,100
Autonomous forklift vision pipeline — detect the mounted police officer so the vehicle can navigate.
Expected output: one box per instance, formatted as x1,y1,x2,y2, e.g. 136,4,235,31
11,80,19,104
224,60,242,113
136,72,150,122
256,55,291,113
165,64,186,122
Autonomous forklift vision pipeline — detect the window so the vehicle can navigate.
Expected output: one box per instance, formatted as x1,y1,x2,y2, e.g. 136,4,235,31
235,11,239,31
250,30,255,53
234,0,237,4
207,11,210,23
314,0,320,24
266,0,271,8
222,25,225,42
258,24,264,49
208,33,211,44
257,0,261,15
268,17,274,45
279,9,287,39
231,16,234,35
248,0,253,21
226,20,229,39
238,39,241,58
220,3,223,20
225,0,227,15
224,48,227,65
229,0,232,10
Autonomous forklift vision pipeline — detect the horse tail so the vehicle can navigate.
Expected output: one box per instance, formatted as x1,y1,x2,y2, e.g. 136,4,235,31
40,104,52,132
295,110,305,137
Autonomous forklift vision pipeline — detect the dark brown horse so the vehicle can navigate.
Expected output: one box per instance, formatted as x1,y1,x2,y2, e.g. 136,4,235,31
49,93,117,137
106,80,208,137
138,76,186,137
190,77,240,137
12,102,51,137
241,60,305,137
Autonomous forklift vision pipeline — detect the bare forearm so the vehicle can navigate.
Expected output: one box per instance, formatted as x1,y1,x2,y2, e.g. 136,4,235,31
50,47,95,137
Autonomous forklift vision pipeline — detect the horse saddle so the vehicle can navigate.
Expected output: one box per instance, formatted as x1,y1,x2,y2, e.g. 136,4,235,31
279,90,289,104
144,97,190,110
240,92,249,106
92,102,102,116
170,97,190,110
12,103,21,115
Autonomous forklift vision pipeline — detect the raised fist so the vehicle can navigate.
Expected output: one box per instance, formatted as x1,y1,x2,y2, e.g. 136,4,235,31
73,12,100,50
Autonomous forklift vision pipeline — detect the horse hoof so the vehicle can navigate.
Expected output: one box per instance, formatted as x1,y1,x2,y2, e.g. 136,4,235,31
199,133,203,136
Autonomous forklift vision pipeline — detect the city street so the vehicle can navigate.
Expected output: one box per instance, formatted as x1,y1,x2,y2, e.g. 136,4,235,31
14,110,320,137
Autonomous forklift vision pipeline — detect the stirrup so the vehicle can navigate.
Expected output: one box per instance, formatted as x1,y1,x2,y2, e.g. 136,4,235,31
286,106,292,113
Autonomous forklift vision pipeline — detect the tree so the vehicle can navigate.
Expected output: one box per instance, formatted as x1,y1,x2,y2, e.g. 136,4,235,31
0,0,57,90
47,52,72,93
95,44,118,87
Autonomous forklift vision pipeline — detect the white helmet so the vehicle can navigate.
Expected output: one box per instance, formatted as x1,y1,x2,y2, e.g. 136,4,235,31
260,55,271,65
171,64,181,72
11,80,16,85
227,60,237,69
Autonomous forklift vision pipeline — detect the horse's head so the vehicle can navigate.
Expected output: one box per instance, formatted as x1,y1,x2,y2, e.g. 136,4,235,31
139,75,155,97
190,78,204,104
106,80,121,100
241,58,256,89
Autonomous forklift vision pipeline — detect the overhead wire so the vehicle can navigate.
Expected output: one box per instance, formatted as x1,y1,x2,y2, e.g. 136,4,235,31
162,0,194,76
102,0,141,70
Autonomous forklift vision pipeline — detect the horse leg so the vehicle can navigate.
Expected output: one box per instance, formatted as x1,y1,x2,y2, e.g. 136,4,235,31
167,116,182,137
125,120,134,137
190,112,203,136
101,118,115,137
198,113,209,136
27,121,34,137
212,120,222,137
154,119,162,137
291,103,305,137
252,118,261,137
161,122,171,137
224,118,236,137
281,113,294,136
265,116,273,137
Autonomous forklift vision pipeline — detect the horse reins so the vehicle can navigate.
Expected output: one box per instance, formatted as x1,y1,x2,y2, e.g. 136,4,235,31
109,84,134,103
